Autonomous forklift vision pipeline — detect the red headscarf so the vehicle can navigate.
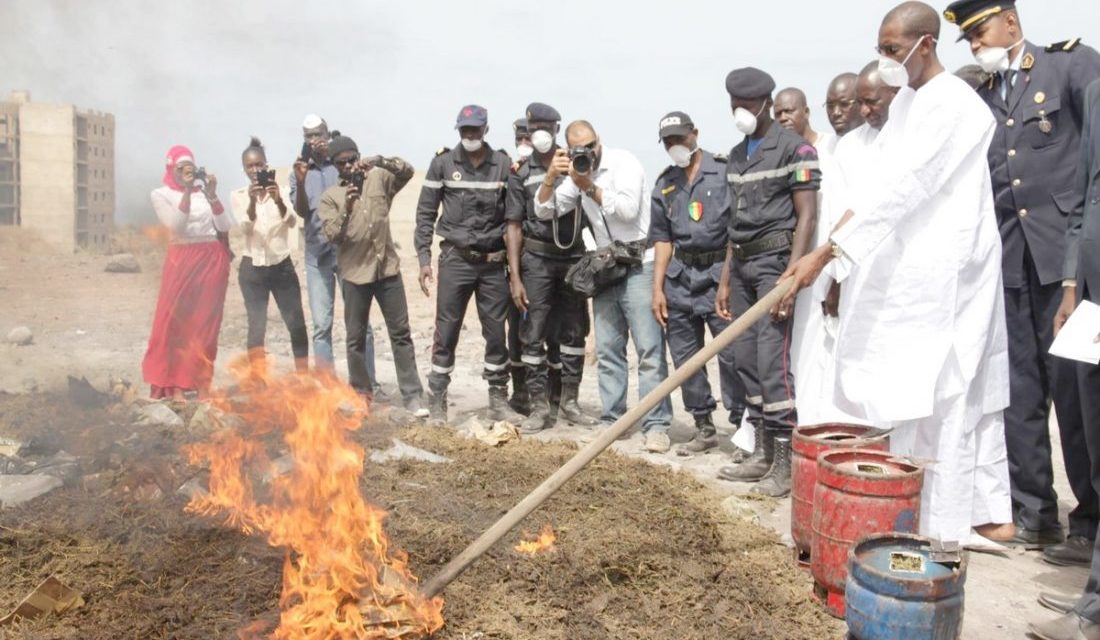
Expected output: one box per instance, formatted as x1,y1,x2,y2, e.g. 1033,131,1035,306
162,145,200,192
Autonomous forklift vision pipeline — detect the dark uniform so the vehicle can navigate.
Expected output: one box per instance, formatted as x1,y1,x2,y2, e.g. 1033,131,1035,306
505,103,589,431
414,106,517,419
506,118,532,414
650,149,746,426
945,0,1100,546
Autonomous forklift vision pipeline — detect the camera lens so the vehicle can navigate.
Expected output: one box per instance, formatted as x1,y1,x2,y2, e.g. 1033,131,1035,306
573,154,591,174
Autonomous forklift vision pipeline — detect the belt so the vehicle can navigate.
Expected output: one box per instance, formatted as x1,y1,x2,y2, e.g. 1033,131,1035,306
675,247,727,267
442,241,506,264
523,237,585,258
729,231,792,261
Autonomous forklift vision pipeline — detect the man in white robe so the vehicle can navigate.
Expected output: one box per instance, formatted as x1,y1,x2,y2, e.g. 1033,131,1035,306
780,0,1013,544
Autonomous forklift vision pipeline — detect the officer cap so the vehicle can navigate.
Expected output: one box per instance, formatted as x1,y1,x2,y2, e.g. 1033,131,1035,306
658,111,695,141
327,134,358,160
455,104,488,129
725,67,776,99
525,102,561,124
513,118,529,135
943,0,1017,41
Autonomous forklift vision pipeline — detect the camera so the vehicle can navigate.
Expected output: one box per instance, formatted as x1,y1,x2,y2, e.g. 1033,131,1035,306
193,166,208,182
299,142,312,163
348,171,365,192
256,169,277,187
569,146,596,175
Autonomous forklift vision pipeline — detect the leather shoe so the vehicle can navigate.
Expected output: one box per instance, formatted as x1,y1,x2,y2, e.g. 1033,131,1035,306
1005,525,1064,549
1044,536,1095,567
1028,611,1100,640
1039,592,1081,615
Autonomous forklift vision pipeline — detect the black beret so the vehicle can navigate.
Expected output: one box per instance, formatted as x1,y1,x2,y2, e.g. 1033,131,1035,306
725,67,776,99
525,102,561,123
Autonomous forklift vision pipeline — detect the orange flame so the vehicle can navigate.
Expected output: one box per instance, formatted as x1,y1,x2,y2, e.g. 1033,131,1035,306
514,524,557,555
184,371,444,639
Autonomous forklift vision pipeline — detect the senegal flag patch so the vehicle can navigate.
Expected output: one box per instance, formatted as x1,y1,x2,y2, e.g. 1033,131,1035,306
689,201,703,221
793,167,812,183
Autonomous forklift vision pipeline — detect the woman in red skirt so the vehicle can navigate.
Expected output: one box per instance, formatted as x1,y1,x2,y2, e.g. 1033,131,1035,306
142,145,232,399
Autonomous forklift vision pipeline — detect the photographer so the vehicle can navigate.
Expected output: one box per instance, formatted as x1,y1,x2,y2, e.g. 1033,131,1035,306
143,145,231,400
548,121,673,453
229,137,308,378
316,135,427,415
289,115,379,386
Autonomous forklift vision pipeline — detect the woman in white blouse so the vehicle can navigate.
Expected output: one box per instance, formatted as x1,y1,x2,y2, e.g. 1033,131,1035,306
141,145,231,399
230,137,308,377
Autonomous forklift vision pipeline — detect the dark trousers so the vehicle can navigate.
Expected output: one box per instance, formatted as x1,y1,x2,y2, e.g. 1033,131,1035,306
1004,250,1094,535
343,273,423,401
428,248,511,395
1071,341,1100,622
519,250,587,391
729,251,797,435
667,306,745,419
507,294,525,384
238,257,308,364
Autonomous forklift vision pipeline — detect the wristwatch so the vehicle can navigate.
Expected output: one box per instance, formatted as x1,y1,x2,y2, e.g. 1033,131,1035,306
584,184,598,199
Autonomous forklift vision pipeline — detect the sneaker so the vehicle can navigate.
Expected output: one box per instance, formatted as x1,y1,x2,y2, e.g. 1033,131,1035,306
643,431,671,454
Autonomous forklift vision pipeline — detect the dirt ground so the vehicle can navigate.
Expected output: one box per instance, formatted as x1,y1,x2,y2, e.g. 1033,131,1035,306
0,176,1092,638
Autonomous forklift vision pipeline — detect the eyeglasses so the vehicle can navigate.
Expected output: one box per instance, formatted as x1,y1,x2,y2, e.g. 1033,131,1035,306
333,155,360,167
824,99,857,111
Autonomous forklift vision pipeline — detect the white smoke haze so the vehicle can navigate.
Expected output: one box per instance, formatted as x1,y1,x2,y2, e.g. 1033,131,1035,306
2,0,1096,224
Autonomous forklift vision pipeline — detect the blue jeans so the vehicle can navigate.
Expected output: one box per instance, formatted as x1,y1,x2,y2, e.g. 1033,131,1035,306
305,260,375,384
592,261,672,432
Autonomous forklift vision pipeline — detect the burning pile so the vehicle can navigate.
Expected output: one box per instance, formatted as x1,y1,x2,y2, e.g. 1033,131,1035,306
514,525,556,556
184,372,444,639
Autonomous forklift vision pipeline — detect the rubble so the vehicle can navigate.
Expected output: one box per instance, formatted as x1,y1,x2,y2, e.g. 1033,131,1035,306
104,253,141,273
369,438,450,464
6,326,33,346
134,402,184,428
0,474,63,508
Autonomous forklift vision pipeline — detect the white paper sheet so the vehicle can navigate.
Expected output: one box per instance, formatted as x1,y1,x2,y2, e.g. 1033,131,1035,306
1049,300,1100,365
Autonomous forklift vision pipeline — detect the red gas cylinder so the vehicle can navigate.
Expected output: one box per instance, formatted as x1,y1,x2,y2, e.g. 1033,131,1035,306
791,424,890,567
810,449,923,619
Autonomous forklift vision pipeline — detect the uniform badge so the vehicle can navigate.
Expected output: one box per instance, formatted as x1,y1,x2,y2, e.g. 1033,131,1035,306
1034,91,1046,104
1039,110,1053,134
1021,53,1035,71
452,171,462,181
661,185,676,196
688,201,703,222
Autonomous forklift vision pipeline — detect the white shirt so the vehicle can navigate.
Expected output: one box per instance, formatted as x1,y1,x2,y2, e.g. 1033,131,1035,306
230,186,298,266
150,185,233,240
538,146,654,262
829,72,1009,423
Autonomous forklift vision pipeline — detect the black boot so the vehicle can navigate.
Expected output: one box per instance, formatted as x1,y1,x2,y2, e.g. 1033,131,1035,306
509,366,530,416
677,413,719,455
488,385,525,423
752,435,792,497
427,391,447,427
520,380,553,434
558,383,598,426
547,367,563,421
717,421,772,482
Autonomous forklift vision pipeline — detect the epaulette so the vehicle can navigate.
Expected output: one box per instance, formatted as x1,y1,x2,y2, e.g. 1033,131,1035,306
1047,38,1081,53
713,153,729,162
657,165,675,180
435,147,450,156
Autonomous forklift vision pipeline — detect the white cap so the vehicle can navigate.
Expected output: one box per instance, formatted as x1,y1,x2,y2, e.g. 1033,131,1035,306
302,114,325,129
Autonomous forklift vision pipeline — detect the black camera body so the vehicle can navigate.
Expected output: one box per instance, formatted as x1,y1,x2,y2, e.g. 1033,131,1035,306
569,146,596,175
193,166,208,182
256,169,277,187
348,171,365,192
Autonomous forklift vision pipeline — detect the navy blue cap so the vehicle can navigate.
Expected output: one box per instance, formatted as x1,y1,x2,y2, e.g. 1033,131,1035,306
944,0,1016,41
525,102,561,123
725,67,776,99
455,104,488,129
658,111,694,140
513,118,529,135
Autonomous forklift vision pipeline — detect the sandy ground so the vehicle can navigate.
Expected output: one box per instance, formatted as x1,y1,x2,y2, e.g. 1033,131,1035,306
0,173,1092,638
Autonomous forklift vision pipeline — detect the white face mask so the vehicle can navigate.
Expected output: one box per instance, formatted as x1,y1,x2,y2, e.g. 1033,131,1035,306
516,143,534,159
460,138,483,152
733,102,766,136
878,35,929,88
530,129,554,154
667,144,697,168
975,38,1025,73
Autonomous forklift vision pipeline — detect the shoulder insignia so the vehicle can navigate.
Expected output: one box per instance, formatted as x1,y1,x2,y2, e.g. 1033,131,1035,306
435,147,450,156
1047,38,1081,53
660,185,676,196
713,153,728,162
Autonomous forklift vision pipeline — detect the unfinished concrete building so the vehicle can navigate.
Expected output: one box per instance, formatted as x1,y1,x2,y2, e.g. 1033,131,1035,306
0,90,115,252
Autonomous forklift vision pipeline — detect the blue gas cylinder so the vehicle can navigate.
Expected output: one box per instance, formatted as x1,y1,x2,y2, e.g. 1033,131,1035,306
845,533,967,640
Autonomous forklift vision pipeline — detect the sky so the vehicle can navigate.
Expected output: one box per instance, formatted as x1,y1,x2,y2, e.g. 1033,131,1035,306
2,0,1098,224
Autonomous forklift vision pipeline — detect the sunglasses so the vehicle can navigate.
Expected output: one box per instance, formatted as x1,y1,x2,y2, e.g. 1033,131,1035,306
333,155,360,168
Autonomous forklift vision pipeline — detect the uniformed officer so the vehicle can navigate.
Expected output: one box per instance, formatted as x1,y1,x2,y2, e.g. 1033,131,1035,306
945,0,1100,557
505,118,534,416
715,68,821,497
649,111,747,455
505,102,598,433
414,105,524,425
